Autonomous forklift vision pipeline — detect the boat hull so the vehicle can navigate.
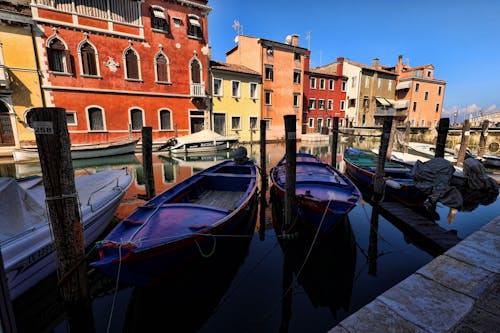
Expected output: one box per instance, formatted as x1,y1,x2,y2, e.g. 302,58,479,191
270,152,361,235
91,159,258,286
169,139,238,155
481,155,500,168
1,169,132,299
12,138,138,162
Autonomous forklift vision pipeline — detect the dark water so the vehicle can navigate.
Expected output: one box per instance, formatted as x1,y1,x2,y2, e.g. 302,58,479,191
5,139,499,333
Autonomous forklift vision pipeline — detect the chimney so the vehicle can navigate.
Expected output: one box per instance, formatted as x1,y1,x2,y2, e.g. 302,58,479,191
372,58,379,69
336,57,344,76
290,34,299,46
396,54,403,74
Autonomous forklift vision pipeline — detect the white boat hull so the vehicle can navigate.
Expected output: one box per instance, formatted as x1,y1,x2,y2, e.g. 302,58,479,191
482,155,500,167
0,169,133,300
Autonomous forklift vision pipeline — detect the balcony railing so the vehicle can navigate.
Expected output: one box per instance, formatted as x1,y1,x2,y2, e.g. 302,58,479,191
190,83,205,97
0,65,9,89
374,107,397,116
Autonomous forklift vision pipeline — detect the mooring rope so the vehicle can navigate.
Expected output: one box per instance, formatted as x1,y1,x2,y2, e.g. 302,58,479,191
106,243,123,333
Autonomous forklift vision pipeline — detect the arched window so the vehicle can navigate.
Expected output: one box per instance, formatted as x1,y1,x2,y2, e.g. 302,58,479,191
190,58,201,83
159,109,172,130
156,54,170,82
88,107,104,131
130,108,143,130
80,42,97,76
125,48,139,80
47,38,71,73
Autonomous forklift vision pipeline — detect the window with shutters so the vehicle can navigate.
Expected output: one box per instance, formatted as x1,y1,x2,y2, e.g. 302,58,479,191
159,109,172,130
190,58,201,83
125,48,140,80
87,107,105,131
155,53,170,83
151,5,169,33
187,14,202,39
47,38,71,74
80,42,98,76
130,108,143,130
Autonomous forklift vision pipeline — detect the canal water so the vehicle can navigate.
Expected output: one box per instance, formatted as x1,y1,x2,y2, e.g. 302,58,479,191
3,138,499,333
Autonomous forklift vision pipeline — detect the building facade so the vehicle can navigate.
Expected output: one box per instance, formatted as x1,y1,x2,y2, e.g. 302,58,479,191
29,0,211,145
303,61,347,133
225,34,308,141
210,60,261,142
0,0,44,151
393,55,446,128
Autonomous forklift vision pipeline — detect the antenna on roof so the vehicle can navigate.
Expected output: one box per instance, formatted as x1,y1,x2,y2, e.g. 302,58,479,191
305,30,312,50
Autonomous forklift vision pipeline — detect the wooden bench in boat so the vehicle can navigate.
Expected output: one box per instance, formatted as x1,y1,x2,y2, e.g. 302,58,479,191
191,190,245,211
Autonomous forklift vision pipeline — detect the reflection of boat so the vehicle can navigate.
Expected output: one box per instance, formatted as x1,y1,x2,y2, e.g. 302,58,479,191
343,148,428,206
157,130,238,155
12,138,139,163
481,154,500,168
90,155,258,286
15,153,140,178
0,169,133,300
272,205,357,319
158,151,232,171
122,201,257,332
270,152,361,235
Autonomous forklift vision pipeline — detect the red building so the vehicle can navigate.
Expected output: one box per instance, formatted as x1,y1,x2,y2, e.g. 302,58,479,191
303,61,347,133
30,0,211,145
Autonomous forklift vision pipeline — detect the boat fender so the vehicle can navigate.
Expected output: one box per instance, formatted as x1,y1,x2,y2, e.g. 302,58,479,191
385,179,402,189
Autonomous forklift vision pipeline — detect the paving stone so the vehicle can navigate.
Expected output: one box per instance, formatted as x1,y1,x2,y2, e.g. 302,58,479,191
475,274,500,315
378,274,474,333
459,307,500,333
480,217,500,236
329,299,426,333
452,323,480,332
417,255,495,299
446,231,500,273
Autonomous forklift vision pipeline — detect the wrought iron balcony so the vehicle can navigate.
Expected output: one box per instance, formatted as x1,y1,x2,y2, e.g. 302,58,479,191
190,83,206,97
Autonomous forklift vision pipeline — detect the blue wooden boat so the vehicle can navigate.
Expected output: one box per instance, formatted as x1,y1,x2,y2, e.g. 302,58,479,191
343,148,428,206
90,156,257,286
270,152,361,235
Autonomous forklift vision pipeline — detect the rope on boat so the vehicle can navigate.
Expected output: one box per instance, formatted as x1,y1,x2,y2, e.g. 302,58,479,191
194,234,217,258
106,243,123,333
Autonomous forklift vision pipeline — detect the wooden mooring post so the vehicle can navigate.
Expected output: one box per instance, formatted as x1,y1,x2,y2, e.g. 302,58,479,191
386,117,397,161
403,121,410,154
283,115,297,231
259,120,267,240
30,107,94,332
141,126,155,199
373,117,393,201
478,120,490,158
330,117,339,167
456,119,471,167
435,118,450,158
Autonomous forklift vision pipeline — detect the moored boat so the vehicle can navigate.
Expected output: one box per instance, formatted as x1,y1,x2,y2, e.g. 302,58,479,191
481,154,500,168
0,168,133,299
12,138,139,163
157,129,238,155
90,149,258,286
270,152,361,235
343,148,428,206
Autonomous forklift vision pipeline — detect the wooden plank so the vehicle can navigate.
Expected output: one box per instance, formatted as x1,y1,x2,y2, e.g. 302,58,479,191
376,201,461,255
193,190,244,211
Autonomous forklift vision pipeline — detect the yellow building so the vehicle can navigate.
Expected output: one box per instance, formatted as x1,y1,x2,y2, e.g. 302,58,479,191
210,61,262,143
0,1,44,154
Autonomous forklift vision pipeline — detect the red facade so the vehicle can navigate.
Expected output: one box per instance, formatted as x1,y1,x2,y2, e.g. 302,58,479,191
303,62,347,133
32,0,211,144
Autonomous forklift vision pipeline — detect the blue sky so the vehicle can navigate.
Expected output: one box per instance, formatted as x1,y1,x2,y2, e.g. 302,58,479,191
207,0,500,121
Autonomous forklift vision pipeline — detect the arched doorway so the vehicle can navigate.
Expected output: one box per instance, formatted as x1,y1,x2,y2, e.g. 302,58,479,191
0,101,14,145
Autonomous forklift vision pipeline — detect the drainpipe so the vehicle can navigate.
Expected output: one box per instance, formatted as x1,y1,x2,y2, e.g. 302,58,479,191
30,24,46,108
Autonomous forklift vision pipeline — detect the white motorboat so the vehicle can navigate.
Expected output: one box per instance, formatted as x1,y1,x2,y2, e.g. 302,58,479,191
0,168,133,300
12,138,139,163
157,130,238,155
481,154,500,168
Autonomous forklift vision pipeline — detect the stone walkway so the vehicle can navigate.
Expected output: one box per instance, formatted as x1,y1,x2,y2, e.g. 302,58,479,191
328,216,500,333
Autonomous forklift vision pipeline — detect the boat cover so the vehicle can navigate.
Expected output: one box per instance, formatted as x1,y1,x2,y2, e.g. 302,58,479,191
462,158,499,191
411,158,463,208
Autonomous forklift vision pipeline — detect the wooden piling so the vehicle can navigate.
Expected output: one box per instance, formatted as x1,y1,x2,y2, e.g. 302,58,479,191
403,121,411,154
434,118,450,158
141,126,155,199
330,117,339,167
386,117,397,161
259,120,267,240
373,117,392,201
284,115,297,229
478,120,490,158
30,107,94,332
456,119,471,167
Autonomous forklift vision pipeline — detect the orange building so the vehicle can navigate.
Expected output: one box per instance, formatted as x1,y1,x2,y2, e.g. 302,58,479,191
29,0,211,145
225,34,309,141
393,55,446,128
